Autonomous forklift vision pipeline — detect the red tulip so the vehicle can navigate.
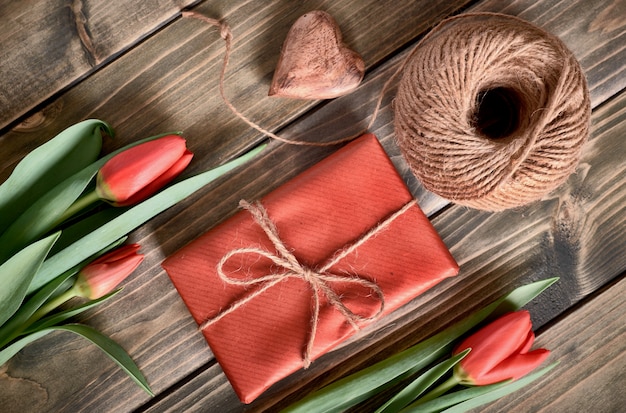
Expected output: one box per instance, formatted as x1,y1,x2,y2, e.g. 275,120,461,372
74,244,144,299
96,135,193,206
453,310,550,385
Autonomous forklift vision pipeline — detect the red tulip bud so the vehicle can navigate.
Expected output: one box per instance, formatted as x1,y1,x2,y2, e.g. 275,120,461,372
74,244,144,299
96,135,193,206
453,310,550,385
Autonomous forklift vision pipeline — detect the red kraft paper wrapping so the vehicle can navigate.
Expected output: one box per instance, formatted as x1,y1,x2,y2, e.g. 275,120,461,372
162,134,459,403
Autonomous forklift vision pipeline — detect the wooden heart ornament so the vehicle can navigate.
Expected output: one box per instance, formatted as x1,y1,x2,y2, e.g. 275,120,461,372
269,11,365,100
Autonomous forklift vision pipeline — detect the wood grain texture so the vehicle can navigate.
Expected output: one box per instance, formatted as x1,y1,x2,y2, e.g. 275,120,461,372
126,82,626,413
0,1,474,412
0,0,201,131
0,0,623,411
141,276,626,413
0,0,470,181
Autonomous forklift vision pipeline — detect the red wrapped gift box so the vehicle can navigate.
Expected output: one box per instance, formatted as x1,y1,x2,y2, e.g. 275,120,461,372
162,134,459,403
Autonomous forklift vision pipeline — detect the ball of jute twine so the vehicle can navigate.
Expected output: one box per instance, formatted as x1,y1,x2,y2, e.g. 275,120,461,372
394,13,591,211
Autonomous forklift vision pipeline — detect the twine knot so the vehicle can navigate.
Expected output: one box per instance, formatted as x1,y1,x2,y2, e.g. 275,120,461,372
199,199,415,367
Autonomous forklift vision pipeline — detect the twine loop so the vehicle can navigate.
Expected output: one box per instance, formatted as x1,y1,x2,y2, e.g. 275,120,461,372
199,199,416,367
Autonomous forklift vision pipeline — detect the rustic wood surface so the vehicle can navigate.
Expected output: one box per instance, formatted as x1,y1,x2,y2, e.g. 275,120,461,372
0,0,624,412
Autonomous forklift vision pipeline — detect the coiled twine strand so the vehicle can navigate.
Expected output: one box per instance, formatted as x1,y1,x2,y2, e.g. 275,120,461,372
394,13,591,211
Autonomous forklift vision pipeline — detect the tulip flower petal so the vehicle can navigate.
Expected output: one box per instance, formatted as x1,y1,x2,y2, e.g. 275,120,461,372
76,244,144,299
455,311,533,378
471,349,551,385
0,132,171,264
517,329,535,354
113,149,194,206
90,244,141,264
282,278,559,413
410,363,558,413
97,135,188,203
30,143,266,294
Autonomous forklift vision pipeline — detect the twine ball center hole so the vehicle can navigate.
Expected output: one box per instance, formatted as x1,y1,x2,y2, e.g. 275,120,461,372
472,87,523,140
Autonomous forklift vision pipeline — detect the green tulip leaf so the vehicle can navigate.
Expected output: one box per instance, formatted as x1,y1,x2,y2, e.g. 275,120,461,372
0,133,173,264
49,209,126,256
0,236,129,348
29,143,267,294
405,363,558,413
0,232,60,327
0,323,153,396
23,290,121,334
0,167,100,263
282,303,497,413
0,267,77,348
0,329,52,366
51,324,153,396
0,235,127,346
282,278,559,413
0,120,110,236
492,277,559,317
399,382,510,413
376,349,470,413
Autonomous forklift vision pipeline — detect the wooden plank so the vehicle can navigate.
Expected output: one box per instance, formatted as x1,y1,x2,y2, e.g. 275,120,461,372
0,0,470,182
132,83,626,412
0,1,474,412
0,0,202,131
0,0,623,411
480,275,626,413
1,0,624,410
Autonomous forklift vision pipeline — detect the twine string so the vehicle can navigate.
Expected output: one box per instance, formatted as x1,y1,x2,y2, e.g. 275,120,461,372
393,13,590,211
199,199,415,367
182,11,589,211
182,10,402,147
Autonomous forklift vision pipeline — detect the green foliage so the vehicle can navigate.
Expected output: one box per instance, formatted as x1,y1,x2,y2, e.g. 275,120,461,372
23,290,121,334
0,233,60,327
375,350,470,413
0,119,267,398
0,266,77,348
404,363,558,412
30,143,267,293
0,120,109,236
0,324,154,396
50,324,154,396
282,278,559,413
0,131,174,263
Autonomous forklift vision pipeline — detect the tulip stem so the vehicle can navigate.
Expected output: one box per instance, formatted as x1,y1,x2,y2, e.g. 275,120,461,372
57,190,101,225
411,375,460,406
0,287,78,348
28,287,79,325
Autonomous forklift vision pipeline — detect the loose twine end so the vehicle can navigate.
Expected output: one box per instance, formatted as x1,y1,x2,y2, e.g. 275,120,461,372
182,10,405,147
182,11,589,210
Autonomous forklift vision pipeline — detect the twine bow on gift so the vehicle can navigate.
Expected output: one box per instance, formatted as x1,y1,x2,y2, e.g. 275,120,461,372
199,199,415,368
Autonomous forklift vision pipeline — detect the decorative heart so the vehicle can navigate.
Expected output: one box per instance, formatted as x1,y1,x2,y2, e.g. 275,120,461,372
269,10,365,100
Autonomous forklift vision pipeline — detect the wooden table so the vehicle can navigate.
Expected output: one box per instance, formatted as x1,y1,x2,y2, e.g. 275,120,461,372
1,1,624,411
